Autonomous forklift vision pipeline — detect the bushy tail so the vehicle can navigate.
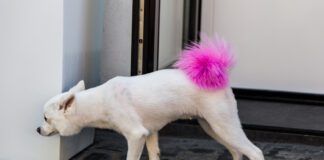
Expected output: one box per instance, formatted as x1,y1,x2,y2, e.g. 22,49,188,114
174,35,234,90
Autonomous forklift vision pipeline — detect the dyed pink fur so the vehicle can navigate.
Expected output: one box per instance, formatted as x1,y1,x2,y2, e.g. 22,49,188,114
174,36,234,90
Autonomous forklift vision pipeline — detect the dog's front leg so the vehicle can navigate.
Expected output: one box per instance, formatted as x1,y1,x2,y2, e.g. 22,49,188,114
125,131,147,160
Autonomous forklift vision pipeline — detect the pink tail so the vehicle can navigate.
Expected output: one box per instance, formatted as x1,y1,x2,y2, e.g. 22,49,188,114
174,35,234,90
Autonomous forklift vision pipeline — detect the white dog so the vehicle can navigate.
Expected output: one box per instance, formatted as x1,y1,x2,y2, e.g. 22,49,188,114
37,37,264,160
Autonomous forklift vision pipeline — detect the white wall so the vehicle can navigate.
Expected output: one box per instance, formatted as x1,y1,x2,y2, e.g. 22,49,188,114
0,0,105,159
202,0,324,94
62,0,105,159
0,0,63,160
101,0,134,81
158,0,184,69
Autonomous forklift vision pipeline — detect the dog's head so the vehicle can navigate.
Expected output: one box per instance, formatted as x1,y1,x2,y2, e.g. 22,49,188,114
37,80,85,137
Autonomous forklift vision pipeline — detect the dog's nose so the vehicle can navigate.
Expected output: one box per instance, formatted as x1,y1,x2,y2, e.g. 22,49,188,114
36,127,41,134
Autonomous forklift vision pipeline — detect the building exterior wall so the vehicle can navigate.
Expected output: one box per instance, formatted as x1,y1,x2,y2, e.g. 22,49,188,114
202,0,324,94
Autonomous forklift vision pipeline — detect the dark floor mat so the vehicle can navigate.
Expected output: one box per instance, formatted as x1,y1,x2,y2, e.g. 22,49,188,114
71,133,324,160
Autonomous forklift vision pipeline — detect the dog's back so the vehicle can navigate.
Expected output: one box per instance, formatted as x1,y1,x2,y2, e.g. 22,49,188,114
109,69,231,131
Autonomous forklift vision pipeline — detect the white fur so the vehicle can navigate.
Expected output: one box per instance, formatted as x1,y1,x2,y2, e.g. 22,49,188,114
38,69,264,160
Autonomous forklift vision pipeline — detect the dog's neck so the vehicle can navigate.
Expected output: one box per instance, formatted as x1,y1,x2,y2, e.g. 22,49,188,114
69,86,115,130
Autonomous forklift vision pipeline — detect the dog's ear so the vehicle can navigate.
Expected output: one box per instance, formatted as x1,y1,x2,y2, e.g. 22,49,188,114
59,93,75,112
69,80,85,93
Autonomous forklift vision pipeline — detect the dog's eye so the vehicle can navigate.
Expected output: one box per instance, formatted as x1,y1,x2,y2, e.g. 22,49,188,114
44,116,48,122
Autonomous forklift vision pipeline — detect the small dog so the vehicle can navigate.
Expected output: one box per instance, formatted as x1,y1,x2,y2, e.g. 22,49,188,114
37,37,264,160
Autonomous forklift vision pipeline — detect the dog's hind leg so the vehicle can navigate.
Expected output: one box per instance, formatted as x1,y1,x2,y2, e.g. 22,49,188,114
146,132,160,160
198,118,242,160
200,101,264,160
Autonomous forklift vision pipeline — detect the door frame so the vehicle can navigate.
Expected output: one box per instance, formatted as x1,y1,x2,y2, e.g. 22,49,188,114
131,0,160,75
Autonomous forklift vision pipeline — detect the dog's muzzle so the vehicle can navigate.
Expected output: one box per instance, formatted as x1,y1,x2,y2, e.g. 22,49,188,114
36,127,56,136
